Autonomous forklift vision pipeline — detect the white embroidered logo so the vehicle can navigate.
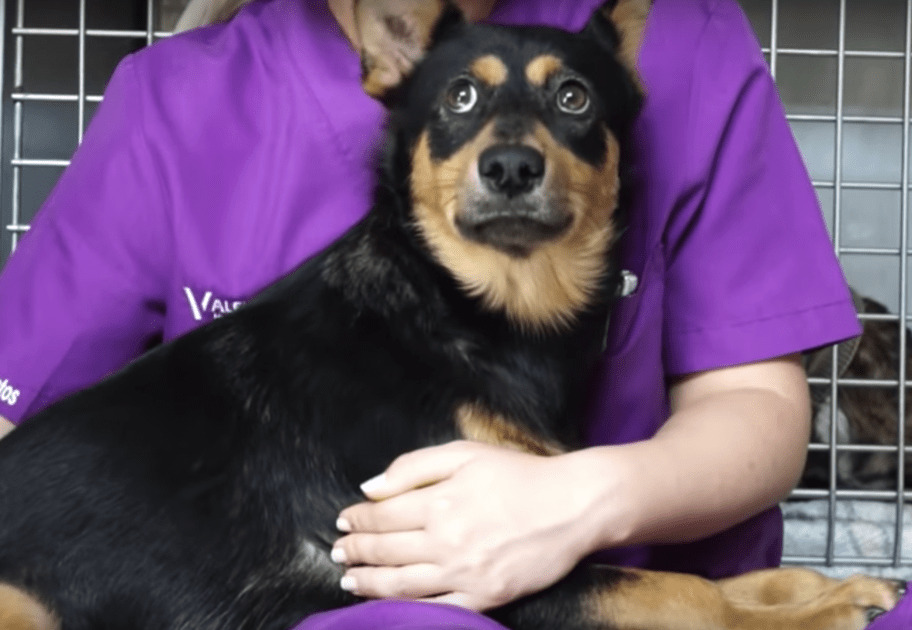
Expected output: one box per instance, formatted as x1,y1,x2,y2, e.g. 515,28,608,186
0,378,20,406
183,287,245,322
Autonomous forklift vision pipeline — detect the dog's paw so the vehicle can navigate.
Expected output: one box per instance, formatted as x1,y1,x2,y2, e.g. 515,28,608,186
825,575,905,629
844,575,904,611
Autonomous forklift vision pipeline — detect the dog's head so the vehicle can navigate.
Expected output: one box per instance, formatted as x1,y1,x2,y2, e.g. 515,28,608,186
357,0,646,331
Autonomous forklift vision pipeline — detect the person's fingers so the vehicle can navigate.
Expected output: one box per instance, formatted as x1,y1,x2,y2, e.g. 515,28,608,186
418,592,477,610
357,441,481,500
339,564,446,600
332,530,434,567
337,486,433,533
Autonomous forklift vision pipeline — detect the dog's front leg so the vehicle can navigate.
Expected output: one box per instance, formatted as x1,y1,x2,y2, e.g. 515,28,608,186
495,564,904,630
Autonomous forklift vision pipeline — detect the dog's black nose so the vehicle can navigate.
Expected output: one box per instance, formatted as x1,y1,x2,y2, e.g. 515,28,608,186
478,145,545,197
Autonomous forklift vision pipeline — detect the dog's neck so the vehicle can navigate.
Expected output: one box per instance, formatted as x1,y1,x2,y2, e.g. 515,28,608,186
318,204,618,353
318,204,463,325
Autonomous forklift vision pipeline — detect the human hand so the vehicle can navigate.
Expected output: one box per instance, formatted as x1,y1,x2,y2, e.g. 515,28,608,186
0,416,14,439
332,441,603,611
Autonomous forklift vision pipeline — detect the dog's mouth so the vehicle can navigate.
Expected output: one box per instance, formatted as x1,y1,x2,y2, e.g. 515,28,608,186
455,200,572,257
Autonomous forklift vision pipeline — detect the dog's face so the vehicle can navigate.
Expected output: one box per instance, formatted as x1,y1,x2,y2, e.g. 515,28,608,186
357,0,645,331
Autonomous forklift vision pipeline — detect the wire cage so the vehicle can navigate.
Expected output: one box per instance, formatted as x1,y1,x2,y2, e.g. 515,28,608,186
736,0,912,577
0,0,181,264
0,0,910,577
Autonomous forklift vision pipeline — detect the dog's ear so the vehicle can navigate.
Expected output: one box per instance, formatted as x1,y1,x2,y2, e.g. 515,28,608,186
585,0,650,86
356,0,463,101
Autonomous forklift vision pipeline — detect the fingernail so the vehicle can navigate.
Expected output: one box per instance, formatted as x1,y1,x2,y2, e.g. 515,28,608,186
330,547,347,564
340,575,358,592
360,473,387,496
336,517,352,533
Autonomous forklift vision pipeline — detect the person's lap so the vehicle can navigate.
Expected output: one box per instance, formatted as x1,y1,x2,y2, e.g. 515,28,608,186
297,601,504,630
293,591,912,630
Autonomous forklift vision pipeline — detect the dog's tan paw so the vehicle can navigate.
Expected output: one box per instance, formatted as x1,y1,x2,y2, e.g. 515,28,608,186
820,576,906,629
839,575,904,612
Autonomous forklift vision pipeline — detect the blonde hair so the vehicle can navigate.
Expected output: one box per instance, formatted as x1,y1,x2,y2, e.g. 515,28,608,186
174,0,255,32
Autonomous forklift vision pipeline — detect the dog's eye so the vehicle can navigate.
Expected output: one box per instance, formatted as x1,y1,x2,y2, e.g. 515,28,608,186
445,79,479,114
556,81,590,115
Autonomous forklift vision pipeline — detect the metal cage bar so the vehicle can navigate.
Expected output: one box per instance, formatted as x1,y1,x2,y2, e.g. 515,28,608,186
9,0,25,253
823,0,849,566
893,0,912,568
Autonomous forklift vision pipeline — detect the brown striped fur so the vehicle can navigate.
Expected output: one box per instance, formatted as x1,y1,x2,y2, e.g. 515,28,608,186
803,294,912,490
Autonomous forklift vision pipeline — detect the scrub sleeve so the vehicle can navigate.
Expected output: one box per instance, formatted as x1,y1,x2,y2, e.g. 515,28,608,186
0,57,169,422
0,0,384,421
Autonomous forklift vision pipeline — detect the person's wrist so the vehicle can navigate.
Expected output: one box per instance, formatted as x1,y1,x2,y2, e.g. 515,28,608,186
554,447,642,556
0,415,14,439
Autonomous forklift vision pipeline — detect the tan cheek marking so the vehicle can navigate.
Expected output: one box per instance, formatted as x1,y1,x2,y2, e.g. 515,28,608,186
470,55,508,86
456,403,564,456
534,123,621,240
511,123,621,325
525,54,564,86
411,124,494,231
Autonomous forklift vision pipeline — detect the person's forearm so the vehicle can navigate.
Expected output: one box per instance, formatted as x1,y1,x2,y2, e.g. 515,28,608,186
570,358,811,554
332,379,811,608
0,415,14,439
331,357,811,607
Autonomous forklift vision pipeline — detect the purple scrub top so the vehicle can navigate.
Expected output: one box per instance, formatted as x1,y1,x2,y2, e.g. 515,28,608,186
0,0,889,627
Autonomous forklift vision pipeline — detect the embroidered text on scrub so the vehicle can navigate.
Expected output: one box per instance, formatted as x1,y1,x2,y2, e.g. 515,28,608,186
0,378,20,406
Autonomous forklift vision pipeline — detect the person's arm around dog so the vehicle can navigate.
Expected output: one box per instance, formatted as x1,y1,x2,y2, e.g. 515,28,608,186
332,353,811,611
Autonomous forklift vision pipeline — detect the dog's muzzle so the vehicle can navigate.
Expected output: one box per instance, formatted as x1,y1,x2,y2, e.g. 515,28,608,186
457,144,570,256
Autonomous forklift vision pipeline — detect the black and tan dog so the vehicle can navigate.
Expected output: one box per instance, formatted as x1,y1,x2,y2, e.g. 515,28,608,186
0,1,904,629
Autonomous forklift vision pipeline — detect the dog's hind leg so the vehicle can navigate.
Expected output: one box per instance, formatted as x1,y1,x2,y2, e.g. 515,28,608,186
716,566,844,605
716,566,906,607
500,565,905,630
0,584,58,630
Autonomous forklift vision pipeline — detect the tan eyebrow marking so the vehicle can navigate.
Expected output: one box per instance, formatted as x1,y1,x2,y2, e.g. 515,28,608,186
470,54,509,86
525,54,563,86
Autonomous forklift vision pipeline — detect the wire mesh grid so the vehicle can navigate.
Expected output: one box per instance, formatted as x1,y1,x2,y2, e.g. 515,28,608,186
0,0,181,263
0,0,910,573
736,0,912,573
